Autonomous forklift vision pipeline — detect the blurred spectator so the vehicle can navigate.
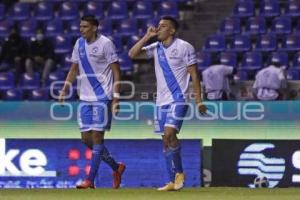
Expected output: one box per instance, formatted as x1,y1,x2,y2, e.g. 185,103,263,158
202,59,235,100
253,61,287,100
25,29,55,86
0,27,28,80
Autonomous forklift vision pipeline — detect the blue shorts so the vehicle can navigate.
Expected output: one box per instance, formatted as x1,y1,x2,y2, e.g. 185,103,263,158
154,102,189,135
78,101,112,132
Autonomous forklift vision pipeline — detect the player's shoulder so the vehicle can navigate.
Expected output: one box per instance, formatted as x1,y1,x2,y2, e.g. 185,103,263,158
176,38,194,49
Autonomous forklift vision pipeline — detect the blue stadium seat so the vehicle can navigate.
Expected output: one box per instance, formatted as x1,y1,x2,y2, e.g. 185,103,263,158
292,52,300,69
34,1,54,21
271,16,292,34
267,51,289,68
28,88,49,101
232,0,254,18
108,1,128,20
19,19,37,39
20,73,40,90
282,33,300,51
83,1,104,19
294,19,300,33
285,0,300,17
228,35,251,52
53,35,72,55
132,1,153,20
0,19,13,38
0,4,5,20
98,18,113,36
287,69,300,80
119,53,133,73
244,16,267,35
220,52,237,67
9,3,30,21
67,20,80,37
254,34,277,52
59,2,79,21
237,70,249,80
203,34,226,52
126,35,141,50
157,1,178,18
0,72,14,90
196,52,211,71
117,18,138,37
46,71,65,87
107,35,123,53
240,51,263,70
139,17,160,36
44,18,64,38
219,17,241,35
2,89,23,101
259,0,280,17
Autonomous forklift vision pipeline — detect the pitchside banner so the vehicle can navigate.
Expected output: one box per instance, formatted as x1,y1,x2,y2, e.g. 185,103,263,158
212,139,300,188
0,139,202,188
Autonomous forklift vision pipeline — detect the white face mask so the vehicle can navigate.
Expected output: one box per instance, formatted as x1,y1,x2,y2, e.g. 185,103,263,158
36,33,44,41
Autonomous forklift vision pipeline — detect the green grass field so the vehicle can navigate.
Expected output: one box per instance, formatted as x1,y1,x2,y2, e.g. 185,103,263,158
1,188,300,200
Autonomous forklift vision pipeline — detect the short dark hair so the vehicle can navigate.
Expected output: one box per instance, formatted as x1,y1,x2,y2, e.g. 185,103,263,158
81,15,99,27
161,16,179,30
271,60,281,67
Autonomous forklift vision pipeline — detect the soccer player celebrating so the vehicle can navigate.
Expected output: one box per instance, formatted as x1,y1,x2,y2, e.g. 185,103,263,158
59,15,125,189
128,16,206,191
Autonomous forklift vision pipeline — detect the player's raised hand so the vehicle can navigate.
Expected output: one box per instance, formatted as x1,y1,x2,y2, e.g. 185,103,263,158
145,26,158,39
197,102,207,115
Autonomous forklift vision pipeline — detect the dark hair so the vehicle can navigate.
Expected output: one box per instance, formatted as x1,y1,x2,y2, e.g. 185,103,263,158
81,15,99,27
271,61,281,67
161,16,179,30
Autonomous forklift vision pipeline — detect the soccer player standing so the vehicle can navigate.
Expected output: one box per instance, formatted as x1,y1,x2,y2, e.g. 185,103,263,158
59,15,125,189
128,16,206,191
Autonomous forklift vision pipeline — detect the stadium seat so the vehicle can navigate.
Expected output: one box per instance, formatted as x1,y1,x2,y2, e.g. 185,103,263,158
285,0,300,17
119,53,133,73
196,51,211,71
232,0,254,18
237,70,249,80
287,69,300,80
34,1,54,21
132,1,153,20
108,35,123,53
0,4,5,20
126,35,141,50
59,2,79,21
228,35,251,52
220,52,237,68
219,17,241,35
67,20,80,38
2,89,23,101
27,88,49,101
0,72,15,90
254,34,277,52
20,73,40,90
281,33,300,51
240,51,263,70
267,51,289,68
9,3,30,21
203,34,226,52
259,0,280,17
46,71,65,87
19,19,37,39
271,16,292,34
107,1,128,20
53,34,72,55
83,1,104,19
157,1,178,18
117,18,138,37
44,18,64,38
0,19,13,38
244,16,267,35
292,52,300,69
294,19,300,33
98,18,113,36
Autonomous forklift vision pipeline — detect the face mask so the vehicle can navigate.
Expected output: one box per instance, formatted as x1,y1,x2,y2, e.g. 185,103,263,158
36,33,44,41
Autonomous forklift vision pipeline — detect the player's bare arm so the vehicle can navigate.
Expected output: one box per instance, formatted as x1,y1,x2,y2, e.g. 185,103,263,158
110,61,121,115
59,63,79,104
187,64,207,115
128,26,158,59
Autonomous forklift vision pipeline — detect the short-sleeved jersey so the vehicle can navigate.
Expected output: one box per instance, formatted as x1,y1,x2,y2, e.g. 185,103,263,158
202,64,234,100
71,35,118,102
142,38,197,106
253,65,286,100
